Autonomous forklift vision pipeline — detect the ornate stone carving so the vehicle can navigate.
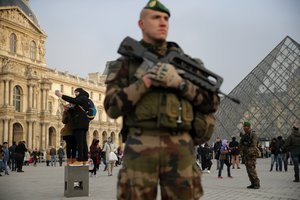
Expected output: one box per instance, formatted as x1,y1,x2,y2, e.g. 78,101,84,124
20,34,30,56
1,57,13,72
0,26,8,49
0,9,36,31
38,41,45,62
25,65,33,77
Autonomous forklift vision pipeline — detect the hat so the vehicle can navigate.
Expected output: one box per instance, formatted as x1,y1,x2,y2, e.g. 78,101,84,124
144,0,170,17
74,88,83,93
243,121,251,127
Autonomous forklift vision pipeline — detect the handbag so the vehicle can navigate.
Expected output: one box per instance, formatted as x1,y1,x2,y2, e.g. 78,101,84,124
109,151,118,161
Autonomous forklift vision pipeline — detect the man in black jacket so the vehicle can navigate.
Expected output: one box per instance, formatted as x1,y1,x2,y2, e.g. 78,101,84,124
55,88,90,165
15,141,27,172
283,126,300,182
229,137,240,169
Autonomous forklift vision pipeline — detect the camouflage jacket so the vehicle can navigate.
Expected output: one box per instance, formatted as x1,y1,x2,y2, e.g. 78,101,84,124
240,131,259,156
104,39,219,130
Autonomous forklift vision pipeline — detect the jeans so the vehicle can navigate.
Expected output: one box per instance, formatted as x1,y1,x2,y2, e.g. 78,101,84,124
10,158,16,171
278,153,288,171
0,160,4,172
50,155,56,166
218,159,231,177
270,154,278,170
291,152,300,180
3,160,8,173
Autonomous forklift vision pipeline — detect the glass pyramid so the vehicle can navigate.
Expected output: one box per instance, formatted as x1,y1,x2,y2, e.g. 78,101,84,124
214,36,300,142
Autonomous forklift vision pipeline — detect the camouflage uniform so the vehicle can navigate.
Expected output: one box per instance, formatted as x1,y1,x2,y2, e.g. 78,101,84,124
104,2,219,199
240,131,260,188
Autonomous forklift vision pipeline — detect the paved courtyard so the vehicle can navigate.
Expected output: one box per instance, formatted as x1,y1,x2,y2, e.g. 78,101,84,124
0,158,299,200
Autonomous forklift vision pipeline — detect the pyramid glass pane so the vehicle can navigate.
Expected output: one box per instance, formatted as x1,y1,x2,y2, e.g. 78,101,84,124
214,36,300,142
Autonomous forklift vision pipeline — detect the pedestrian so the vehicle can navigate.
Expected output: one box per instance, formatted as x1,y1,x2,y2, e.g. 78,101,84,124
213,137,222,170
269,137,279,171
200,143,213,174
15,141,27,172
32,148,39,166
115,146,123,166
2,142,10,175
240,121,260,189
229,137,240,169
218,139,232,178
61,103,77,165
0,145,4,176
50,146,56,167
8,141,17,171
46,148,51,166
55,88,90,165
101,139,108,171
104,0,219,199
277,135,287,172
57,146,64,167
103,137,117,176
88,154,94,177
283,126,300,182
89,139,100,176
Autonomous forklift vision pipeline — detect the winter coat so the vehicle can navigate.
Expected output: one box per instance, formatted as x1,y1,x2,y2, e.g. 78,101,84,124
219,139,230,160
229,139,240,155
62,88,90,130
283,128,300,153
90,139,100,159
15,142,27,156
61,107,74,137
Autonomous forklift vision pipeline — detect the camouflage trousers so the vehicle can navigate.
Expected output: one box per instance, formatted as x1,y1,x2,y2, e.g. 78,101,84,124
244,155,260,186
117,132,203,200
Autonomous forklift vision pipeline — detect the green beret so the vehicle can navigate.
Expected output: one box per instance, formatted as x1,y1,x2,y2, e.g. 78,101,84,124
243,121,251,127
144,0,170,17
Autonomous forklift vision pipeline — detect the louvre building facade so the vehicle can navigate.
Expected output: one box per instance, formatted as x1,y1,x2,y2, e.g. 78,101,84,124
0,0,122,151
214,36,300,147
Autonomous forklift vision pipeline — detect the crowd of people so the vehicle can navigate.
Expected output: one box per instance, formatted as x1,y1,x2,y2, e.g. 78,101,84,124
195,124,300,187
0,139,123,177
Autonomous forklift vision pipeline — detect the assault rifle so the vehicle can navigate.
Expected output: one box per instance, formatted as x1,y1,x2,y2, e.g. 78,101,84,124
118,36,240,104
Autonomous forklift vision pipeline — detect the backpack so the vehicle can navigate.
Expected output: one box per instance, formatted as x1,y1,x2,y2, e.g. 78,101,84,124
80,99,97,120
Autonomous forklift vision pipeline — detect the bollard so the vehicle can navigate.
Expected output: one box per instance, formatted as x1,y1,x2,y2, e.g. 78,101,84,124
64,165,89,197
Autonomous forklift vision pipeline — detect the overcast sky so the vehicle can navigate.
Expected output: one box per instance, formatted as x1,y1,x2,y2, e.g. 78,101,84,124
29,0,300,93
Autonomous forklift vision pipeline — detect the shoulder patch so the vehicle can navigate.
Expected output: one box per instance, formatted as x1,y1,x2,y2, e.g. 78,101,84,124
105,60,123,83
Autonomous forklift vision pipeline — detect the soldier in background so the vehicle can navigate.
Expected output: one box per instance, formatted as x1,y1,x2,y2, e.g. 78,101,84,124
104,0,219,199
240,121,260,189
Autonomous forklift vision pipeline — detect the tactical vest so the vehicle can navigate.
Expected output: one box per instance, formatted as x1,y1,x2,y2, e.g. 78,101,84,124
124,44,193,132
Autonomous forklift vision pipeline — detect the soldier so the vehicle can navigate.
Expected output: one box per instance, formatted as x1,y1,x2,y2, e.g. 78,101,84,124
104,0,219,199
240,121,260,189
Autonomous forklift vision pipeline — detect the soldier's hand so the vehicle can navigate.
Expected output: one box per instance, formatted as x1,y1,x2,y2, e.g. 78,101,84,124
147,63,183,88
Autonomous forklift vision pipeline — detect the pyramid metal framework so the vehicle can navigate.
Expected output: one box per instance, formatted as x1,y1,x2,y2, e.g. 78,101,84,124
214,36,300,141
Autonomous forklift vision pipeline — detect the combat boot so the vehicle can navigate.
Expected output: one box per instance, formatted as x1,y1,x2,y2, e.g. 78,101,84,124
253,184,260,189
247,185,254,189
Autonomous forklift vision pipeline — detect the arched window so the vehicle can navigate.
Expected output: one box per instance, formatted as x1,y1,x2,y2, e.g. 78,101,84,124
30,40,36,60
13,86,22,112
10,33,17,54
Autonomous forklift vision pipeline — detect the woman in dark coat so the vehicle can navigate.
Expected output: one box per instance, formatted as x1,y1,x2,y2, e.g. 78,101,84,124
55,88,90,164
